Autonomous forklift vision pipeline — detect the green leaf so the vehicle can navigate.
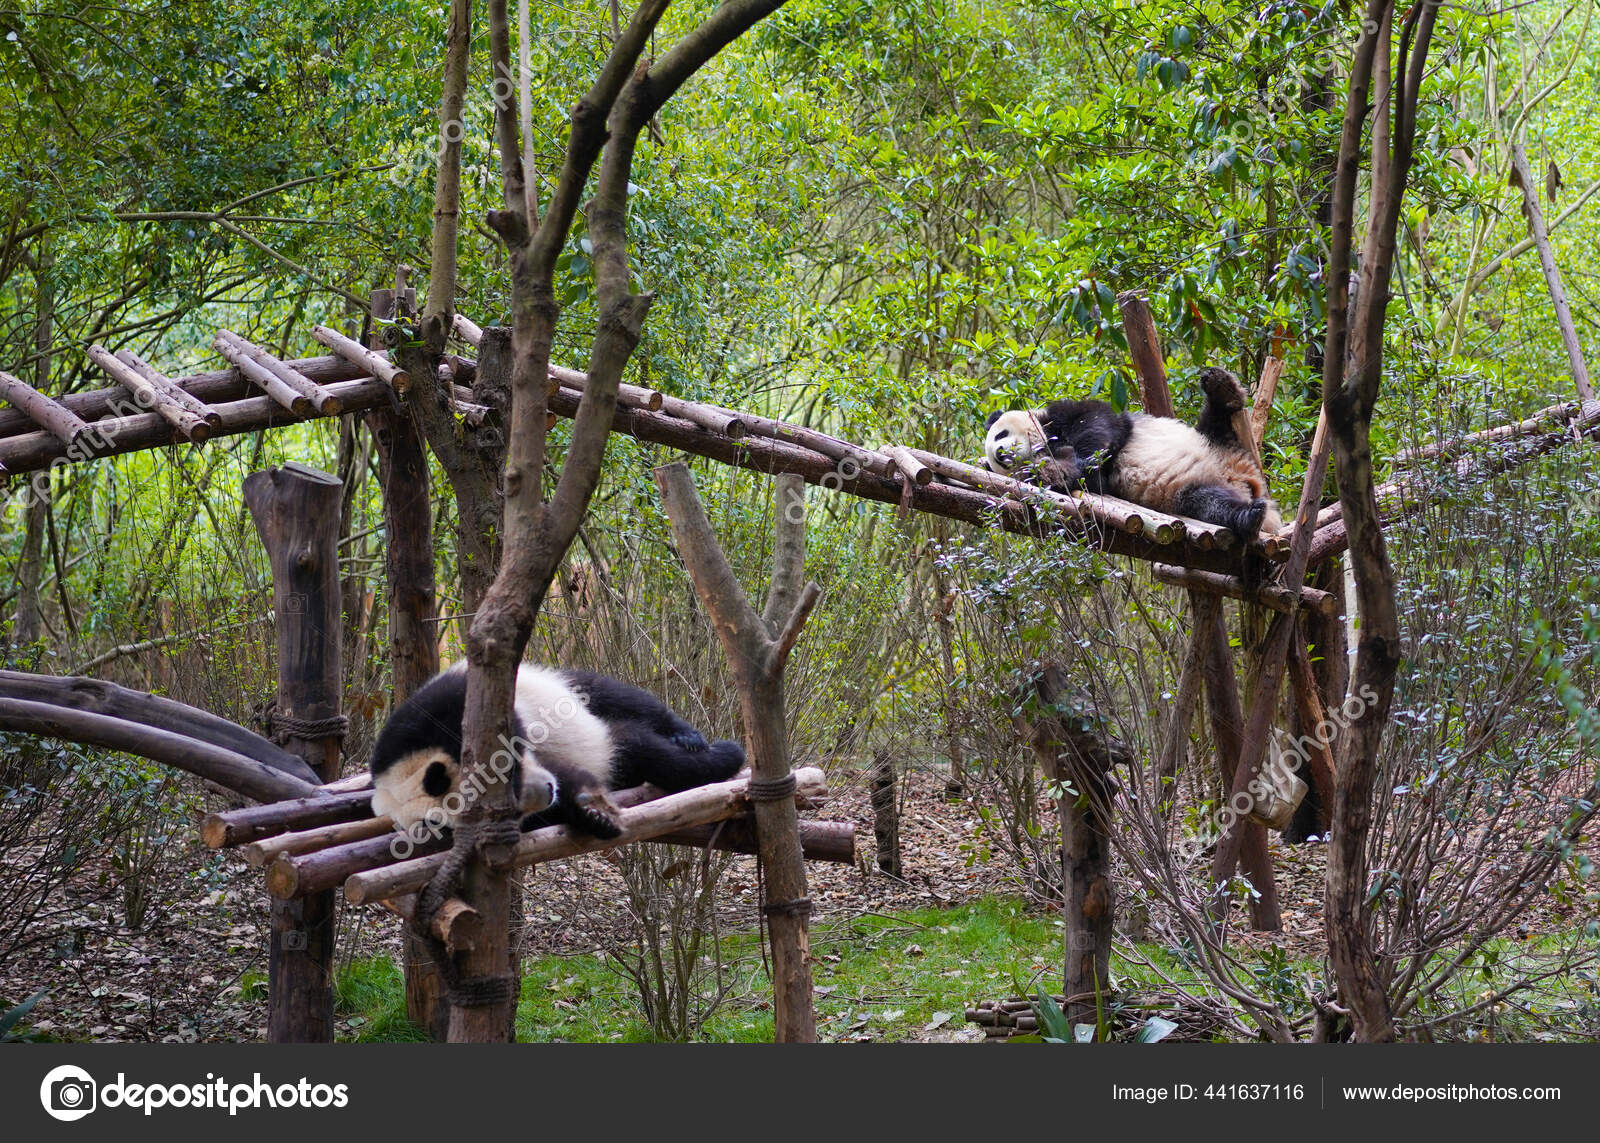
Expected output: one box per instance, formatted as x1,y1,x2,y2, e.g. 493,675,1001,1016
1137,1016,1179,1043
0,989,48,1040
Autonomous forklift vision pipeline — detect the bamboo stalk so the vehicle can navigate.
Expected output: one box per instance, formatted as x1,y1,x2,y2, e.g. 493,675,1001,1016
312,325,411,395
1511,138,1594,402
116,349,223,427
216,329,341,416
86,345,211,443
1151,563,1340,616
0,369,90,447
339,769,829,905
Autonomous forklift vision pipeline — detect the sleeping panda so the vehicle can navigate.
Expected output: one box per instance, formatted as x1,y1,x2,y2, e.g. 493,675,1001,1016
983,367,1282,540
369,661,746,840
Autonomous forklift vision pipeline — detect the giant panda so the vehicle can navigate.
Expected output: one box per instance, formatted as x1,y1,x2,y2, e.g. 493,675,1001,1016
369,661,746,840
982,367,1282,540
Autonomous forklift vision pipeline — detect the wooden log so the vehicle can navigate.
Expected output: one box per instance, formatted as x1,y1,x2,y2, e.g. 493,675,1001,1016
550,372,663,413
885,445,932,487
243,814,395,866
452,313,484,346
0,669,317,783
244,463,346,783
312,325,411,395
317,773,373,794
0,377,393,475
1151,563,1340,616
279,784,669,898
1286,636,1337,837
200,789,374,849
217,329,341,416
903,445,1222,549
1511,138,1594,403
0,697,316,804
1251,355,1286,449
647,462,821,1044
1118,290,1167,396
1016,664,1120,1031
544,386,1252,575
1123,291,1280,931
548,363,745,437
85,347,212,442
1392,399,1584,468
0,369,90,447
1157,595,1215,786
342,769,828,906
245,461,345,1047
651,816,856,865
116,349,222,427
0,355,369,441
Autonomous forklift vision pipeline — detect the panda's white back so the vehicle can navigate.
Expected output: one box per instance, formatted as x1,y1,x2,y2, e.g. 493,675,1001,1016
511,664,615,784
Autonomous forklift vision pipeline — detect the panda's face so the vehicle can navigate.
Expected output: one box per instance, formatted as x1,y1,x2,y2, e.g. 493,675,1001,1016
371,743,557,831
983,409,1045,474
370,747,460,831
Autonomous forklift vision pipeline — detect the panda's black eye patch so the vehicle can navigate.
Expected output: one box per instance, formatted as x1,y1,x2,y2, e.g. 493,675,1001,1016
995,429,1011,439
422,761,453,797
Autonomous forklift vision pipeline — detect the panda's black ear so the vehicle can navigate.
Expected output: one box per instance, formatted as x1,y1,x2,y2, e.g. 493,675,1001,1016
985,410,1003,429
422,761,453,797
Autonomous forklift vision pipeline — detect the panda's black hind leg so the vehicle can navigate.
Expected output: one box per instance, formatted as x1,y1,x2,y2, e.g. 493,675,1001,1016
608,721,746,792
1176,483,1266,540
1194,367,1251,450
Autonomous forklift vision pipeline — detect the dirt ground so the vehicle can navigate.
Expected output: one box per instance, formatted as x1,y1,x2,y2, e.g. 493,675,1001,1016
0,764,1361,1043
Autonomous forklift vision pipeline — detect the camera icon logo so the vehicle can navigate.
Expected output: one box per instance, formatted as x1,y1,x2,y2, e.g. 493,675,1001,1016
39,1064,97,1122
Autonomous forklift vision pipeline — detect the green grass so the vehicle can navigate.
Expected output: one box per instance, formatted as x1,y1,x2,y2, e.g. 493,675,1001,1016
336,896,1074,1043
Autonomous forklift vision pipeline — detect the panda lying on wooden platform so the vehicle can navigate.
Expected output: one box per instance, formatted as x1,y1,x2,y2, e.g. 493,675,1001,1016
983,367,1282,540
369,661,746,840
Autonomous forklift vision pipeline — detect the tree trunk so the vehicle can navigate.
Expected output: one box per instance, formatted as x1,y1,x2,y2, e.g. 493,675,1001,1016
656,463,819,1042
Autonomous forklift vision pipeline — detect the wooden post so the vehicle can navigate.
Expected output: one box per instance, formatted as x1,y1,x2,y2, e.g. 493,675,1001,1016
1016,663,1127,1031
366,284,449,1041
655,464,820,1042
1117,293,1281,929
244,462,345,1044
1510,138,1594,403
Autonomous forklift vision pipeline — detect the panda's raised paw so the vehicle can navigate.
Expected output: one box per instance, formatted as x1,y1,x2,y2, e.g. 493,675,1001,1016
571,790,624,840
669,729,708,752
1199,366,1248,412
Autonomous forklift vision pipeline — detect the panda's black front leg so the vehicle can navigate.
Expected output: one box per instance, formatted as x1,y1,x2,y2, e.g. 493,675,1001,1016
560,773,624,840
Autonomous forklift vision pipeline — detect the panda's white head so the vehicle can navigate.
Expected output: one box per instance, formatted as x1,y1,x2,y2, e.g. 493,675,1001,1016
983,409,1047,474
